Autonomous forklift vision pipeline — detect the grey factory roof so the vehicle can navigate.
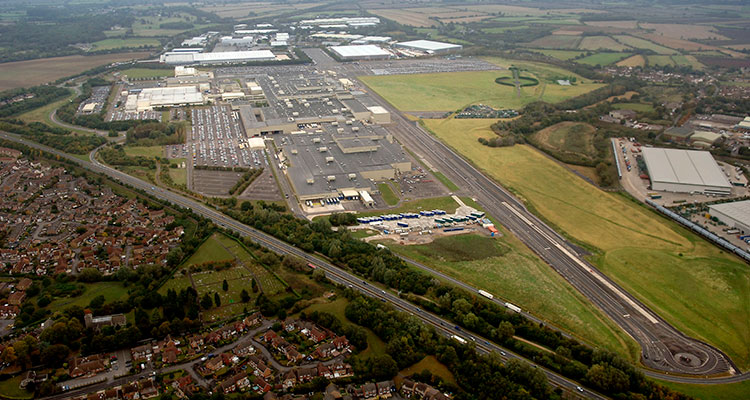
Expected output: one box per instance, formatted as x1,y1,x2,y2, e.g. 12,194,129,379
641,147,731,189
709,200,750,225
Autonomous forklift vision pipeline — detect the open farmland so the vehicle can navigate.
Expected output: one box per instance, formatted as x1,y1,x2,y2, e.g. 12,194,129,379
577,53,630,66
617,54,646,67
0,52,149,91
578,36,631,51
532,49,586,61
584,20,639,29
647,55,676,67
415,117,750,371
527,34,582,49
641,23,729,40
367,9,437,27
613,35,677,54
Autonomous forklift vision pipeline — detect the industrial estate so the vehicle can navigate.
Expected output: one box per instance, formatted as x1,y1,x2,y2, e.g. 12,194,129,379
1,1,750,400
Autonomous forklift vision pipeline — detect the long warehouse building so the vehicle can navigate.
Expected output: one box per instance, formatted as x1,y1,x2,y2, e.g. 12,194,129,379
161,50,276,65
642,147,732,195
329,45,391,60
709,200,750,234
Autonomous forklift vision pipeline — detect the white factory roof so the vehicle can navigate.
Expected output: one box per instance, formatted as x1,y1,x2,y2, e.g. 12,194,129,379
330,45,389,58
162,50,275,64
641,147,731,189
368,106,388,114
396,39,462,52
138,86,204,105
710,200,750,225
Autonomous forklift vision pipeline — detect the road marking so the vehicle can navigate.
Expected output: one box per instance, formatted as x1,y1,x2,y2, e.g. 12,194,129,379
502,202,659,324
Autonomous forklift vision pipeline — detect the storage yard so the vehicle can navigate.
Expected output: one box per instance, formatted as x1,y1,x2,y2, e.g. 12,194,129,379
354,197,497,244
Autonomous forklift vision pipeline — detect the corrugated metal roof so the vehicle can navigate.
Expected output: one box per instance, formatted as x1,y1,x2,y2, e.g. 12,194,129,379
642,147,731,189
710,200,750,226
330,45,390,58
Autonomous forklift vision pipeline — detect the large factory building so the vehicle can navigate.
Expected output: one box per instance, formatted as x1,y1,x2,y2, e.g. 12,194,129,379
642,147,732,195
709,200,750,234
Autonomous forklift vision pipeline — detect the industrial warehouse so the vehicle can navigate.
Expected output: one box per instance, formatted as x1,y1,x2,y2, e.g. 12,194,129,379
641,147,732,195
709,200,750,234
160,50,277,65
329,45,392,60
394,40,463,54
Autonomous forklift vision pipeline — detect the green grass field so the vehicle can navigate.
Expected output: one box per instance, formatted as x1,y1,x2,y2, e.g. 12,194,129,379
576,52,631,66
303,298,387,358
359,58,602,112
578,36,631,51
120,68,174,79
382,228,639,359
656,379,750,400
169,167,187,186
377,183,399,206
648,55,677,66
400,356,457,385
124,145,164,158
613,35,677,54
612,103,655,112
216,234,287,295
530,49,586,61
0,375,33,399
357,196,459,217
90,38,161,51
418,117,750,370
183,234,234,266
48,282,129,310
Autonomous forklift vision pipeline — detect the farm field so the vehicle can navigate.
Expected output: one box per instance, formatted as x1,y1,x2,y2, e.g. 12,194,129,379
613,35,677,54
360,59,602,112
584,20,638,29
578,36,631,51
640,23,728,40
527,34,581,49
120,68,173,79
671,54,704,69
48,282,129,310
576,52,630,66
367,9,436,27
418,117,750,370
530,49,585,61
648,55,676,66
616,54,646,67
90,38,160,51
0,52,150,91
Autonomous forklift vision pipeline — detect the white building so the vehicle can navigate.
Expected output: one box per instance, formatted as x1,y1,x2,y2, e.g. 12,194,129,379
329,45,390,60
641,147,732,195
395,40,462,54
709,200,750,234
161,50,276,65
125,87,204,112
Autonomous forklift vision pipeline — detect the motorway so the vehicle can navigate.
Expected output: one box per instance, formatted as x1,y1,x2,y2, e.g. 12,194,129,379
0,131,604,399
339,63,739,378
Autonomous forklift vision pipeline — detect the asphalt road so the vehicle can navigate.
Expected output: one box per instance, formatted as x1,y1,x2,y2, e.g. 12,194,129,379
351,72,739,378
0,132,604,398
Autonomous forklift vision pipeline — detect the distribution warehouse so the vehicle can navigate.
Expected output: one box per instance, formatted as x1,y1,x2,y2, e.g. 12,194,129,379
394,40,463,54
709,200,750,234
329,45,391,60
642,147,732,195
160,50,276,65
